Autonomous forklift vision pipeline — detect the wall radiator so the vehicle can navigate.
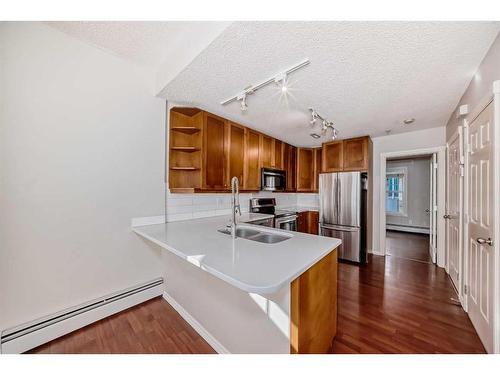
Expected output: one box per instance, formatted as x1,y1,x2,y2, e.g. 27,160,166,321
0,277,164,354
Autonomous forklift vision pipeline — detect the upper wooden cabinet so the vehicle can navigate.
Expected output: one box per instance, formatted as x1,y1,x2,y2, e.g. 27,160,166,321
322,140,343,172
283,143,296,192
168,108,203,193
313,147,322,192
322,136,370,173
202,112,227,190
273,139,284,169
296,148,315,192
259,134,274,169
226,122,245,187
244,128,261,190
168,107,371,193
343,137,369,171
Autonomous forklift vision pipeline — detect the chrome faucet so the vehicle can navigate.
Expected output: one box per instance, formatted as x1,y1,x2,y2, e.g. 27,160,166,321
229,176,241,239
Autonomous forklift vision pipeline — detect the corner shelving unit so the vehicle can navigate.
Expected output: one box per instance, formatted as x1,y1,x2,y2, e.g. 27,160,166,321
168,107,203,193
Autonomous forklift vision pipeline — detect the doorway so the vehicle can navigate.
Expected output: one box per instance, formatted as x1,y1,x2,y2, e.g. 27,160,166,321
379,146,446,266
384,155,433,263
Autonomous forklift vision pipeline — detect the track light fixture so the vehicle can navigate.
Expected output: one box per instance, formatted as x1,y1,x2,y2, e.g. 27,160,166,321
309,108,338,140
221,59,310,111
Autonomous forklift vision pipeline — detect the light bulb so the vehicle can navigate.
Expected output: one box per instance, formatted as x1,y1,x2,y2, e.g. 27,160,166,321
239,94,247,111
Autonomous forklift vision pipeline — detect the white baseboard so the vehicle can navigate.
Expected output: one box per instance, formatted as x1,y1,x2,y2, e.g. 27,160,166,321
1,279,164,354
162,292,229,354
386,224,430,234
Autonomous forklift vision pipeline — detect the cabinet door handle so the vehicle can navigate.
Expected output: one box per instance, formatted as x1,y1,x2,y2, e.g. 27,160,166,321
443,214,450,219
476,237,494,246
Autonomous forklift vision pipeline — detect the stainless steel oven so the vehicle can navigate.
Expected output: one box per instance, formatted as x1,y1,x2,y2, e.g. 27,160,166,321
274,213,298,231
249,198,298,232
261,168,286,192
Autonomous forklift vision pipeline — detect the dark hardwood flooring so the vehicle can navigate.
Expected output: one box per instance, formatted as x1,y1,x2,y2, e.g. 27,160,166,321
29,250,485,354
27,297,216,354
386,230,432,263
331,255,485,353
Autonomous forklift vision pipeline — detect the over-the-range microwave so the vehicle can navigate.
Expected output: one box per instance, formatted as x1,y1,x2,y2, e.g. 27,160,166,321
261,168,286,192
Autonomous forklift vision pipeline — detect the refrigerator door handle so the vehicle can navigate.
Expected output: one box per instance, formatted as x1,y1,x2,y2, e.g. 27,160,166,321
337,176,341,222
320,224,359,232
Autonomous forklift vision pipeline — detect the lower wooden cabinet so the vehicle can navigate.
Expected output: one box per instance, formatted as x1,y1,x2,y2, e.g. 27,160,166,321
297,211,319,235
290,249,338,354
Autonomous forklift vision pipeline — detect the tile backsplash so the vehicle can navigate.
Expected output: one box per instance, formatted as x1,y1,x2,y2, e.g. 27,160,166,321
165,186,319,222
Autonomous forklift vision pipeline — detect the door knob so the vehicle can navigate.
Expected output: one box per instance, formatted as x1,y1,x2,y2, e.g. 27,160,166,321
443,214,451,219
425,209,430,213
476,237,494,246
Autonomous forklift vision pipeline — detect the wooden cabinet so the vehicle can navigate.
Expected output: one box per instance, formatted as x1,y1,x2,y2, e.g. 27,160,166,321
307,211,319,235
273,139,284,169
297,210,319,235
297,211,307,233
168,108,203,193
259,134,274,168
244,128,261,190
226,122,245,187
283,143,296,192
322,136,370,173
296,148,315,192
313,147,322,192
343,136,369,171
291,249,337,354
169,107,371,194
322,140,343,172
202,112,227,190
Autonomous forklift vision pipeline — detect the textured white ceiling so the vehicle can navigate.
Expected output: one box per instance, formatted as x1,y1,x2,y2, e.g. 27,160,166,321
162,22,500,147
46,21,231,92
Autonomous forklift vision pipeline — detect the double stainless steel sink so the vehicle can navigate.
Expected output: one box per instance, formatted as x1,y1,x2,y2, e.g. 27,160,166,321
218,226,291,244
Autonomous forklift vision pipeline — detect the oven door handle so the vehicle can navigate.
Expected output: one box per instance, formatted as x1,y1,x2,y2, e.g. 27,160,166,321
275,215,298,224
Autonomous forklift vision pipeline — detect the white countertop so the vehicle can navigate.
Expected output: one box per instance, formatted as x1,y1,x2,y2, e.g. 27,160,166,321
278,205,319,213
132,213,340,294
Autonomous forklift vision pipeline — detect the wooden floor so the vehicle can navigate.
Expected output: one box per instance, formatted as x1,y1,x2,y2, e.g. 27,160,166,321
29,248,485,354
28,297,215,354
386,230,431,263
331,255,485,353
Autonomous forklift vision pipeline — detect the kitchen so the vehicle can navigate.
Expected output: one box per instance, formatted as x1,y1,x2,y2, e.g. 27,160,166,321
129,105,371,353
1,15,499,364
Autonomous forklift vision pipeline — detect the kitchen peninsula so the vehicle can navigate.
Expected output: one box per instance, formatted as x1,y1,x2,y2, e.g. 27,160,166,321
132,213,340,354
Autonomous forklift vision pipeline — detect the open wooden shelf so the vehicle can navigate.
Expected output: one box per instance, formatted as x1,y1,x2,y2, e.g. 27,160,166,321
171,146,201,152
171,127,201,134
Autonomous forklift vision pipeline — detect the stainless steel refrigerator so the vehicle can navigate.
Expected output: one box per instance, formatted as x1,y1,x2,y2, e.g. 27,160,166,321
319,172,367,263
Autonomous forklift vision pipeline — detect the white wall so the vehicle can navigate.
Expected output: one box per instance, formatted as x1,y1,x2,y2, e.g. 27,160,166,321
386,157,431,230
0,23,165,330
446,32,500,140
370,127,446,253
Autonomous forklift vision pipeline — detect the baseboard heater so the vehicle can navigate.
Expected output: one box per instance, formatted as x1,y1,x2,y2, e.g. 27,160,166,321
0,277,164,354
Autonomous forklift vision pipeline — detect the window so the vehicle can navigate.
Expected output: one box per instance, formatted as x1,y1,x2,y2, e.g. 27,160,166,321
386,168,407,216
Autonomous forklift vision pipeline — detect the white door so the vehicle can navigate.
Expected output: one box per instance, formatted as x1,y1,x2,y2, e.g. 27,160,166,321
429,154,438,263
447,130,463,292
467,101,495,353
